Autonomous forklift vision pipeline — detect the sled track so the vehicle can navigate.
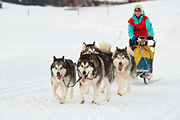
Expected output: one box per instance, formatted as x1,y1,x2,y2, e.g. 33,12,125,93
0,79,50,99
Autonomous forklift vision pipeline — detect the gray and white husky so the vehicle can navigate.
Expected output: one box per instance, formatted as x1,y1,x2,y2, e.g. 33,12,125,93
77,45,114,104
112,47,136,96
82,41,113,94
50,56,76,104
82,41,112,56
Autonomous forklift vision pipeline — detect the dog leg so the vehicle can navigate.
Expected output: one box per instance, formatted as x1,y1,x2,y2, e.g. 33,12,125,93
101,83,106,93
92,83,100,105
52,84,61,102
80,84,86,104
69,87,74,99
104,78,110,102
127,80,132,92
60,86,69,104
85,85,90,94
115,76,124,96
118,78,126,96
127,73,136,92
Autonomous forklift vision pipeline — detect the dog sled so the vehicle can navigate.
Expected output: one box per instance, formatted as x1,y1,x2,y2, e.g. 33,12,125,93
130,36,156,84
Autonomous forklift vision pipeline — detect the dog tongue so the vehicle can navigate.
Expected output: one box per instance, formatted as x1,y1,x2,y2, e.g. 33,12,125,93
118,65,123,71
57,76,61,80
81,75,86,83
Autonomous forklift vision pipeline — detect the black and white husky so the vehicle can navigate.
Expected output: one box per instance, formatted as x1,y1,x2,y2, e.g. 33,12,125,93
82,41,112,56
50,56,76,104
82,41,113,93
112,47,136,96
77,43,114,105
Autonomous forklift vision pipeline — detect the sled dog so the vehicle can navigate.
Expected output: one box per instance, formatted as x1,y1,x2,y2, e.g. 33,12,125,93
112,47,136,96
50,56,76,104
77,51,114,104
82,41,112,56
82,41,113,93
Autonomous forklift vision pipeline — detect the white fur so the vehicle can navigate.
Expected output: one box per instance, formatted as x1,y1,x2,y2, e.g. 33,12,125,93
78,57,111,105
80,76,101,104
51,67,74,104
113,50,136,96
99,42,111,54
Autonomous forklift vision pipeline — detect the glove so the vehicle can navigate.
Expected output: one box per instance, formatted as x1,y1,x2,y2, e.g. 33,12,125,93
148,36,153,40
131,36,137,45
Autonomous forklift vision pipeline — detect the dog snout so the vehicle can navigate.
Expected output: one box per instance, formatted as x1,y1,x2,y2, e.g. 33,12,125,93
119,62,122,65
57,72,61,76
82,71,86,75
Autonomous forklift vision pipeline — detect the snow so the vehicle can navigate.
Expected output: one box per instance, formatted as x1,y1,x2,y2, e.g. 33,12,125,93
0,0,180,120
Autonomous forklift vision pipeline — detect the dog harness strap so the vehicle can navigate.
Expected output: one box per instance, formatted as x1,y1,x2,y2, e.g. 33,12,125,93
63,80,75,88
62,77,82,88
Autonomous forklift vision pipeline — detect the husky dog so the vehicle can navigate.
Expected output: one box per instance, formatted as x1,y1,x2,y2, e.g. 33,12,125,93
82,41,100,54
50,56,76,104
82,41,112,56
82,41,113,94
112,47,136,96
77,51,114,105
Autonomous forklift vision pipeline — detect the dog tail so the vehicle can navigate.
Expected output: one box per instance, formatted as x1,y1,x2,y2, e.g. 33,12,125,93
69,87,74,99
99,42,112,55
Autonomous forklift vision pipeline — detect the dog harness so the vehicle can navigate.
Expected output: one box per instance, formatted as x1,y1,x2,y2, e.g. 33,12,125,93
62,77,82,88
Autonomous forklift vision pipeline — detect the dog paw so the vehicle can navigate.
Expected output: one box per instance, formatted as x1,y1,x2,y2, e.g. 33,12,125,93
127,88,131,92
80,100,85,104
104,97,110,102
59,101,65,104
104,99,110,102
118,92,123,96
101,90,105,93
127,89,131,92
92,101,99,105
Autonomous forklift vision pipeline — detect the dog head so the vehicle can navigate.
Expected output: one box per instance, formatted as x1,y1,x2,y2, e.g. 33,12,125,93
77,53,95,83
51,56,67,81
112,47,130,73
82,41,99,54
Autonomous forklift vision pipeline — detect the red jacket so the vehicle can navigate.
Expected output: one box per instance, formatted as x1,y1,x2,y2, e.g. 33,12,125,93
128,16,149,38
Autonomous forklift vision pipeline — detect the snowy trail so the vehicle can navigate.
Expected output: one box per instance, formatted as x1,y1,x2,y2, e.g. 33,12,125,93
0,79,49,97
1,0,180,120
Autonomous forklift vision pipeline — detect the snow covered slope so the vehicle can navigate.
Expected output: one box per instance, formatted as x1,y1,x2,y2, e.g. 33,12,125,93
0,0,180,120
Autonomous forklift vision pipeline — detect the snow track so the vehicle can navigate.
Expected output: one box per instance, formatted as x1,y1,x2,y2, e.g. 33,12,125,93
1,0,180,119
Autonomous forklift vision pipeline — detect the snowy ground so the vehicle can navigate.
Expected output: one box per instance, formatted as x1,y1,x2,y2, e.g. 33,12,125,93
0,0,180,120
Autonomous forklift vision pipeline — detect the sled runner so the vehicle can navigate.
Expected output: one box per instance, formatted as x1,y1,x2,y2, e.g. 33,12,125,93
130,36,156,84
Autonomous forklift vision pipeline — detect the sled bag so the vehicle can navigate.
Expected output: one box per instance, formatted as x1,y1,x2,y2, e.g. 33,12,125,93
133,46,153,73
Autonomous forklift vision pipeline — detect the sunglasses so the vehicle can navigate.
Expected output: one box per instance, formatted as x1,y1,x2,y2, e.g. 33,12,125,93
134,9,141,12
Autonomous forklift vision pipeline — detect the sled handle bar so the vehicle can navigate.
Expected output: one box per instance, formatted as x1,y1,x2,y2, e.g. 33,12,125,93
131,39,156,47
137,36,156,47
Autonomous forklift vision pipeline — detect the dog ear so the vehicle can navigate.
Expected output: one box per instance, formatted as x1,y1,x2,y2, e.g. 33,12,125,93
116,47,119,51
125,47,127,51
83,42,86,51
53,56,57,62
62,56,65,62
93,41,97,48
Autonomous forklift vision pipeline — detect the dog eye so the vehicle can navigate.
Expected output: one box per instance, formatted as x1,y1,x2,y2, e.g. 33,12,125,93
55,67,58,70
122,57,125,59
60,67,62,70
89,63,93,67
